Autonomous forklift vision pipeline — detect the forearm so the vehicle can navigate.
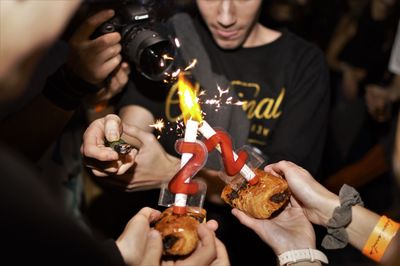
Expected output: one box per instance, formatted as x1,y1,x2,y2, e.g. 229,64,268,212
0,94,73,161
346,206,380,250
317,193,381,250
349,207,399,264
320,202,398,264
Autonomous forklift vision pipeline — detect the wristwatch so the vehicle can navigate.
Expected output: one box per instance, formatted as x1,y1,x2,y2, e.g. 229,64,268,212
277,248,329,265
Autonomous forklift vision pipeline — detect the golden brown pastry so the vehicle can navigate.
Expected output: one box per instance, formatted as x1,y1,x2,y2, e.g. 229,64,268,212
154,207,206,256
221,168,290,219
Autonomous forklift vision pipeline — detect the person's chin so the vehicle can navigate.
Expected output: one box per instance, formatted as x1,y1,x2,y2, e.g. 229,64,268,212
215,39,241,50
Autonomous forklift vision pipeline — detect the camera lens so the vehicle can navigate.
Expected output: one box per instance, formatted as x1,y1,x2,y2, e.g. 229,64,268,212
125,29,175,81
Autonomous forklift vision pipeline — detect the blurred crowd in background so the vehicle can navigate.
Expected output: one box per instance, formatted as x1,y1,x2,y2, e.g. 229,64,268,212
1,0,399,265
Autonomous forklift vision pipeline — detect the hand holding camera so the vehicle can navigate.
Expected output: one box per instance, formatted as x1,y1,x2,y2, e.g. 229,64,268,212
90,0,176,82
59,0,176,109
64,9,130,107
67,9,124,86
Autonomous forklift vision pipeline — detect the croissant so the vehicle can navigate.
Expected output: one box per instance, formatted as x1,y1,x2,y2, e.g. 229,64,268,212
221,168,290,219
154,207,206,256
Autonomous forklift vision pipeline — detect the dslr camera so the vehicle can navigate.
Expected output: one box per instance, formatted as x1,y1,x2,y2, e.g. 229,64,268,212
92,0,175,81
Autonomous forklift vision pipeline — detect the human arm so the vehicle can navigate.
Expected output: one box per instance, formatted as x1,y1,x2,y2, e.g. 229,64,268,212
264,160,399,264
0,0,82,160
326,15,366,100
326,15,356,73
0,9,130,161
365,74,400,122
66,9,130,106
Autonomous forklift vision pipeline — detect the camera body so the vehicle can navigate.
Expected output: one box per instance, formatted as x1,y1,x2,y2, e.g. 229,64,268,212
93,0,175,81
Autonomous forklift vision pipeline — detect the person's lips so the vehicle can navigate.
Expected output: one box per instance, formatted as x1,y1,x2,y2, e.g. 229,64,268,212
215,29,239,39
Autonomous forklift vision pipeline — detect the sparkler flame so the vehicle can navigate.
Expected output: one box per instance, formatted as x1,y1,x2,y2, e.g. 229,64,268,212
184,59,197,71
149,119,165,132
177,74,203,123
217,85,229,98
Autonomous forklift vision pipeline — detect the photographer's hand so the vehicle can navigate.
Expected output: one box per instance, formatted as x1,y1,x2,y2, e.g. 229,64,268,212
67,10,129,104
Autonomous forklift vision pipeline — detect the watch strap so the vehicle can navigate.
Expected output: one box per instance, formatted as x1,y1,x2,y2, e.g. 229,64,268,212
278,248,329,265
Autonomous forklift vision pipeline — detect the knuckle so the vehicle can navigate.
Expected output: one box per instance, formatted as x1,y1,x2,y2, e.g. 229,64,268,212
102,33,120,47
113,55,122,65
85,18,95,28
110,44,122,56
141,206,152,213
82,145,91,156
98,35,111,47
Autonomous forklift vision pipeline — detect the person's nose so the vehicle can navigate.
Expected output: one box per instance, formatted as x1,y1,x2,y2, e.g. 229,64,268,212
217,0,237,28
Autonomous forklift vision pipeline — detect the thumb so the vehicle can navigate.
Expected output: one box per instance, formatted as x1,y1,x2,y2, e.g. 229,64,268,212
104,114,122,142
73,9,115,41
231,208,254,227
123,124,153,148
140,229,163,266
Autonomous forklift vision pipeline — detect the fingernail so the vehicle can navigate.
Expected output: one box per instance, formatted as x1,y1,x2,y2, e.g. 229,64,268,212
107,130,119,142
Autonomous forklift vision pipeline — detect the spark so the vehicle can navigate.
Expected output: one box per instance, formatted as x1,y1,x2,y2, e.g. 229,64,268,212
174,119,185,138
184,59,197,71
233,100,245,106
205,95,222,112
174,38,181,48
162,54,174,61
217,85,230,98
149,119,165,132
172,68,181,78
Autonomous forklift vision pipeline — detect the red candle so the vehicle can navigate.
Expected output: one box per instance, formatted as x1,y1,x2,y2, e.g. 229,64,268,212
170,74,206,214
199,121,259,185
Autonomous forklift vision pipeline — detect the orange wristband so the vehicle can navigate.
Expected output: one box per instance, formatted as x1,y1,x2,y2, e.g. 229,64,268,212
362,215,399,262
